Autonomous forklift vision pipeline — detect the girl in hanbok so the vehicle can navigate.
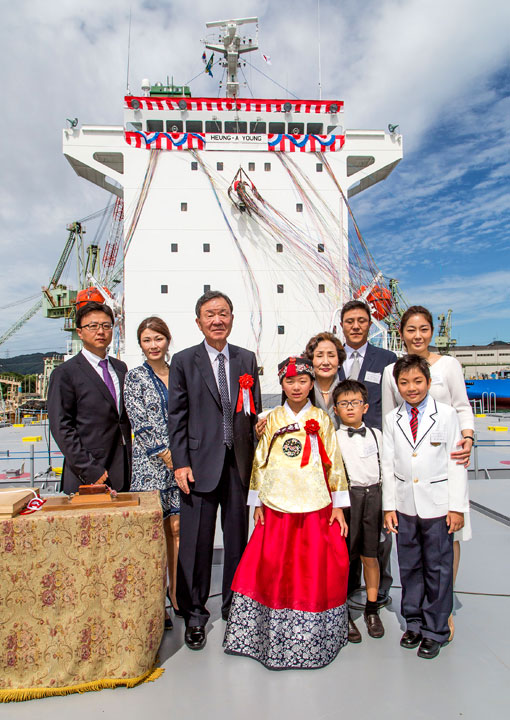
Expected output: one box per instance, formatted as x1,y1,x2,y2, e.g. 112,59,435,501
224,356,350,669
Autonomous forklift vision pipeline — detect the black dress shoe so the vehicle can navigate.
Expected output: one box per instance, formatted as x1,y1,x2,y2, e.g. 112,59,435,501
400,630,422,649
184,626,206,651
348,615,362,643
417,637,445,659
364,612,385,638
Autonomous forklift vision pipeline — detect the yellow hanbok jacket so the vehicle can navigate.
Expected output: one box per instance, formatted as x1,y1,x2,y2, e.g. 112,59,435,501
248,402,350,513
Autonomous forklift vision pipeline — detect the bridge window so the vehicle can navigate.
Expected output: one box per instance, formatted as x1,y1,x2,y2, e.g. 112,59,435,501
147,120,164,132
166,120,183,132
205,120,222,132
288,123,304,135
186,120,203,132
250,121,266,133
307,122,323,134
225,121,247,133
269,122,285,134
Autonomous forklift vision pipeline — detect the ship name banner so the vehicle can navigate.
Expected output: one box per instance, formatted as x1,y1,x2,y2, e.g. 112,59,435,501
125,96,344,114
124,132,345,152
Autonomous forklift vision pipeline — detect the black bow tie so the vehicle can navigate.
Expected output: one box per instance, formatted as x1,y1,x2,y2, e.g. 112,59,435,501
347,427,366,437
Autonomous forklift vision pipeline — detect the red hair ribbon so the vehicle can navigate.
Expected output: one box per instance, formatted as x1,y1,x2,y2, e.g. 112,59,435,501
286,357,297,378
300,419,332,468
236,374,256,415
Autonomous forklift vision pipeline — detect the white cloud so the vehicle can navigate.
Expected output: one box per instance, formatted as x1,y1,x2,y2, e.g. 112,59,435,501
1,0,509,355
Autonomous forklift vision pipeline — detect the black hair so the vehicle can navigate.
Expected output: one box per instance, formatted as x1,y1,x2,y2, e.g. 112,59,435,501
393,354,431,383
340,299,371,322
195,290,233,318
76,301,114,328
332,379,368,406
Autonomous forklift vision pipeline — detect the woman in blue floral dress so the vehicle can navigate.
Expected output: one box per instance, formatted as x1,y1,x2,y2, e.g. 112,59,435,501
124,317,180,628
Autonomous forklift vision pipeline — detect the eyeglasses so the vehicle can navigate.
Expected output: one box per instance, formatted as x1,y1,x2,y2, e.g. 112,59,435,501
80,322,113,332
335,400,364,408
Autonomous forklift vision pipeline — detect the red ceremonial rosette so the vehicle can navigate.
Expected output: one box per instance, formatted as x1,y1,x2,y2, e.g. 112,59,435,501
236,374,256,414
301,419,332,468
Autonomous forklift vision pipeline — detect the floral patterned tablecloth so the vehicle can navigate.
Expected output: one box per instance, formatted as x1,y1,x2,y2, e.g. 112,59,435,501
0,491,166,700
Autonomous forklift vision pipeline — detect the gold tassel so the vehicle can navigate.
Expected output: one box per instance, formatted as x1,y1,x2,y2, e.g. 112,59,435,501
0,666,164,703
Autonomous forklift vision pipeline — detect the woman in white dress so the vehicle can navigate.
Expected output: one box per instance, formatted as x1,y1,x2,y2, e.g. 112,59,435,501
381,306,474,639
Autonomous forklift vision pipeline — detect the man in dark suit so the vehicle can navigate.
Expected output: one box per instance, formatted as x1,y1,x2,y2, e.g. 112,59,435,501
47,301,131,493
168,290,261,651
338,300,397,431
338,300,397,633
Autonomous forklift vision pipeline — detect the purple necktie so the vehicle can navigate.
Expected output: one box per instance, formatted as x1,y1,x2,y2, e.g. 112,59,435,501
98,359,117,403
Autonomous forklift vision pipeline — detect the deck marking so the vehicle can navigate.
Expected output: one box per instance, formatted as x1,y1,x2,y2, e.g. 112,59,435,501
470,500,510,527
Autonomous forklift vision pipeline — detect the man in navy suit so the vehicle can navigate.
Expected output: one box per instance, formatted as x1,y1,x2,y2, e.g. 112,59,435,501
47,301,131,494
338,300,396,431
338,300,396,614
168,291,261,650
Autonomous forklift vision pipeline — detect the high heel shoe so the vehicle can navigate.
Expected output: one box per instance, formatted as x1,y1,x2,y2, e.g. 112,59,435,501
448,614,455,642
167,589,184,617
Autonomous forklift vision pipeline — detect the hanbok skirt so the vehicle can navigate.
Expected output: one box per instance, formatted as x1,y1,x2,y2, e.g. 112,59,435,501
223,504,349,670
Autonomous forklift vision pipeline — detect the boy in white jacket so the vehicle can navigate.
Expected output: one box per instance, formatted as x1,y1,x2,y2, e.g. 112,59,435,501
382,355,469,660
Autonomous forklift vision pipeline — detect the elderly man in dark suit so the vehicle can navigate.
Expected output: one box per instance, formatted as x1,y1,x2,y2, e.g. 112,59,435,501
168,290,261,651
47,301,131,493
338,300,397,640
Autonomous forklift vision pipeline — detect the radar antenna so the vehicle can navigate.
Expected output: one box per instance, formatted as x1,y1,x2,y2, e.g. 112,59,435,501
205,17,259,98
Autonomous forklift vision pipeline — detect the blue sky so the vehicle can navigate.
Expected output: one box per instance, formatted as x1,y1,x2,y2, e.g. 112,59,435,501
0,0,509,357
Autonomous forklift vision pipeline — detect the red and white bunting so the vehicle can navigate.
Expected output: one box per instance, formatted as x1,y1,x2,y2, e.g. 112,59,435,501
267,134,345,152
124,131,205,150
125,96,344,115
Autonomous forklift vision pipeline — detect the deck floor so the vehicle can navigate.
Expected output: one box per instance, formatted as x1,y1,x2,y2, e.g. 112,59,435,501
2,419,510,718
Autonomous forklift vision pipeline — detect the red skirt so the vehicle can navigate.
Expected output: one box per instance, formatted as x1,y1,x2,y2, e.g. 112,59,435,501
231,504,349,613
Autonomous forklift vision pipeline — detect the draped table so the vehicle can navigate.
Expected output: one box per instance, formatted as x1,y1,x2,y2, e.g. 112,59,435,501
0,491,166,702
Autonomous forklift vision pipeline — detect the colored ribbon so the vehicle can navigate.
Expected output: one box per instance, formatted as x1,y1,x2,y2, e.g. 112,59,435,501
236,374,256,415
300,419,331,468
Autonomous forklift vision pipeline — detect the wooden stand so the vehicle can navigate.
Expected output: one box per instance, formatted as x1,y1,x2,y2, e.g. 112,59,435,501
42,493,140,512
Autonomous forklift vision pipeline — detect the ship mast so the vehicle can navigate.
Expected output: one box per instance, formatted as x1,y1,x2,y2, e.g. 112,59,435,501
205,17,259,98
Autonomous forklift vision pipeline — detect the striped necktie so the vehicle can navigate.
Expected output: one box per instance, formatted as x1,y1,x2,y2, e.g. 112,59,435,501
410,406,419,442
217,353,233,449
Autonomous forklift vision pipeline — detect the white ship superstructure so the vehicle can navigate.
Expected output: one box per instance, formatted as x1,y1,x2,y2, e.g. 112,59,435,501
62,18,403,397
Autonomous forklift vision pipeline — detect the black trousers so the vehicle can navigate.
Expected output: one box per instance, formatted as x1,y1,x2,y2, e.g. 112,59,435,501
396,511,453,643
176,448,249,627
348,523,392,596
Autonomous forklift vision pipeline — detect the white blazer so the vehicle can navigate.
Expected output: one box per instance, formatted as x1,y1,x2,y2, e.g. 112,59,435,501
382,396,469,519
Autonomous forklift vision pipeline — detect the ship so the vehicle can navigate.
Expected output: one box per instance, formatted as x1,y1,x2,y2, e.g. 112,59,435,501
1,16,509,715
61,16,403,400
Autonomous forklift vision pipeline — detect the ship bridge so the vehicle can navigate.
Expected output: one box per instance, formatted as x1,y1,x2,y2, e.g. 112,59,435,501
62,17,403,397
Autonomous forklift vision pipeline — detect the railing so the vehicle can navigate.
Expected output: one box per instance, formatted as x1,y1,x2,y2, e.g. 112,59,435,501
481,392,497,413
471,433,510,480
1,448,63,489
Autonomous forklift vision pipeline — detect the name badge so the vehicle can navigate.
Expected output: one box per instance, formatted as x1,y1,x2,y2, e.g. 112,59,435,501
364,371,381,384
430,432,447,445
361,442,378,458
431,375,443,385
